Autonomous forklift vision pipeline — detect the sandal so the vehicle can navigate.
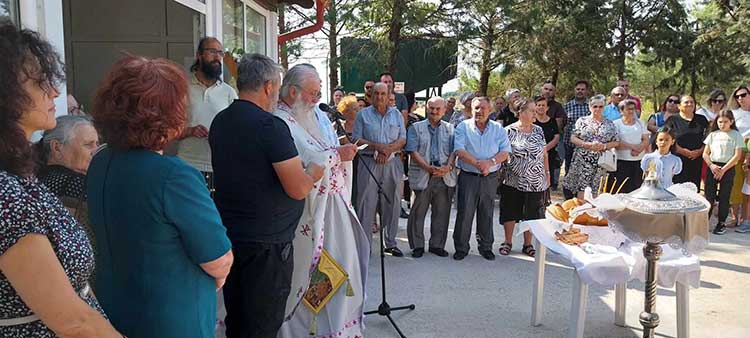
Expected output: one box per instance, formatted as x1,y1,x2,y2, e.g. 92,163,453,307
522,244,536,257
498,242,512,256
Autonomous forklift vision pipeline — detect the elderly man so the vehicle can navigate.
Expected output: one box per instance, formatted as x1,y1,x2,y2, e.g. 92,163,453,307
497,88,521,126
210,54,323,338
449,92,475,126
541,80,566,132
489,96,506,121
441,96,457,122
273,64,366,338
177,37,237,194
617,78,642,114
353,82,407,257
453,97,511,261
405,97,456,258
604,86,627,120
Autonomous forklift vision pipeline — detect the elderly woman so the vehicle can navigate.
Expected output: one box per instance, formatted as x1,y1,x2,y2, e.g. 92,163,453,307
562,95,620,198
87,56,233,338
0,23,123,338
35,115,100,281
664,95,708,190
36,115,99,198
609,99,649,193
499,98,549,257
337,94,359,138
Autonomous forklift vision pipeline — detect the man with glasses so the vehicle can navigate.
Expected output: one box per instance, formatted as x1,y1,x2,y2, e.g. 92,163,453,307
617,78,642,116
363,79,375,106
178,37,237,194
604,86,627,121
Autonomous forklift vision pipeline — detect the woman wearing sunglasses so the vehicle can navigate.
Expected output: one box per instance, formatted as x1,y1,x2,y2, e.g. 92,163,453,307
729,86,750,233
697,89,727,122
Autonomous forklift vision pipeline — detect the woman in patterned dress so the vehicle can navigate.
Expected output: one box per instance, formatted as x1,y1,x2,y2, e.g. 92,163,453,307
0,23,124,338
498,97,550,257
562,95,620,198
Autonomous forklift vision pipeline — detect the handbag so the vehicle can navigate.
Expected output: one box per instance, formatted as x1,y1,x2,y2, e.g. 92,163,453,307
597,148,617,172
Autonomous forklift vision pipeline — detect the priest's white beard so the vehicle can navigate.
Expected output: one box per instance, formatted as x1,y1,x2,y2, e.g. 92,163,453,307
290,96,321,139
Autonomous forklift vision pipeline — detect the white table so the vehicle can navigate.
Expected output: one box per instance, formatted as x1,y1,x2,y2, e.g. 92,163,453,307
517,219,699,338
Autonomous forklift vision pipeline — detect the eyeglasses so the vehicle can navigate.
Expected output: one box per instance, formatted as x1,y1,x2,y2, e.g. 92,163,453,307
365,86,373,90
591,105,604,109
667,99,679,104
202,48,225,57
711,99,725,104
735,92,749,99
295,85,322,100
613,93,626,97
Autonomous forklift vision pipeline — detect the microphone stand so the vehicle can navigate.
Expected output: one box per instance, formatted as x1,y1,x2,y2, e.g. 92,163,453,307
332,116,416,338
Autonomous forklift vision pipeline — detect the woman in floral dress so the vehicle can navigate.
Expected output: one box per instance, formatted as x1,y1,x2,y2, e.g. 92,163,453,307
563,95,620,198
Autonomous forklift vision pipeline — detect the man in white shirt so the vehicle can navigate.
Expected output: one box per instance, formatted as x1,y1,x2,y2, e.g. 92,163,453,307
177,37,238,193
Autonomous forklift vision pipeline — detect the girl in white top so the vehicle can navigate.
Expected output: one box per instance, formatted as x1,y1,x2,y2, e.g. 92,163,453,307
610,99,650,193
703,110,745,235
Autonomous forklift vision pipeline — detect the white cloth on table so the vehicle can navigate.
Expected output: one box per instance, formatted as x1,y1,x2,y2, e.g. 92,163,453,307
515,217,701,288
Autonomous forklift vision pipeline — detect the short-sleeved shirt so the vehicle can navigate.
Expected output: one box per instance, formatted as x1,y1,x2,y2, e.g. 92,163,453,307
210,99,302,244
704,130,746,163
496,106,518,127
640,151,682,187
454,118,512,174
87,148,231,338
664,114,709,151
449,110,469,126
178,74,238,172
733,108,750,138
0,171,102,338
603,103,622,121
395,93,409,112
547,99,566,123
534,117,561,168
352,105,406,156
563,99,590,146
613,118,649,161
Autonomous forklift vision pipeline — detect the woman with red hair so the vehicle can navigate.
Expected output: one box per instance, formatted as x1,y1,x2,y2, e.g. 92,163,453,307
86,55,233,338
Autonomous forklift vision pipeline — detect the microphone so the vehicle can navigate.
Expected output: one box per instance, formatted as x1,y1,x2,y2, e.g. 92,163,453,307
318,103,346,121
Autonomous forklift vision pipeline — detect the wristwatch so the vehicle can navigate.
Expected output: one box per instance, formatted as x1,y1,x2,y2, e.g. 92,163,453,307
490,157,497,165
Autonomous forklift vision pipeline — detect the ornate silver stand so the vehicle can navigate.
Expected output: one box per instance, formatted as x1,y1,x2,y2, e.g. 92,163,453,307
639,242,662,338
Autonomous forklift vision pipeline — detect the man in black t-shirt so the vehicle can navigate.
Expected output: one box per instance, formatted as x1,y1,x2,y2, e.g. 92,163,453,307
210,53,324,338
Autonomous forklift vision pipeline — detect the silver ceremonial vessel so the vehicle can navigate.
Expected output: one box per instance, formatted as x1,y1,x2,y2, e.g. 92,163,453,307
600,162,708,338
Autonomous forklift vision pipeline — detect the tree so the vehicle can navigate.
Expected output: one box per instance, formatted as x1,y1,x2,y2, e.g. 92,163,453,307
349,0,452,74
277,4,306,71
452,0,517,96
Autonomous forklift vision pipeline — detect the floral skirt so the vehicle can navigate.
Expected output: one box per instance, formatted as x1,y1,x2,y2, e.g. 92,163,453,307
562,148,608,194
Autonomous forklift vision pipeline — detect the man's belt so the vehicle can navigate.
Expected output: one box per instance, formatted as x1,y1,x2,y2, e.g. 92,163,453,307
460,169,497,177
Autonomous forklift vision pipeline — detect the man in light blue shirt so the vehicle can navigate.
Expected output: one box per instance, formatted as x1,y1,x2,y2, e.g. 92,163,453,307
452,97,511,261
353,82,407,257
603,86,627,120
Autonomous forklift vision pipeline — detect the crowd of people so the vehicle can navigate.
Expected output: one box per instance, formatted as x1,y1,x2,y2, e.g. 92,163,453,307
2,21,750,338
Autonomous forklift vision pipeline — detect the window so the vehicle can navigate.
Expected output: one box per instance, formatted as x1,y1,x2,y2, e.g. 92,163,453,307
222,0,267,55
0,0,19,26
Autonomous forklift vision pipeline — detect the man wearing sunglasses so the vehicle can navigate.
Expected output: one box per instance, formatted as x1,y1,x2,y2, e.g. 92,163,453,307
363,79,375,106
178,37,237,193
603,86,627,121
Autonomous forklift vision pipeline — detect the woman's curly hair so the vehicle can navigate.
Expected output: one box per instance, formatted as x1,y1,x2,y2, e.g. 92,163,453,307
0,22,65,177
91,55,188,151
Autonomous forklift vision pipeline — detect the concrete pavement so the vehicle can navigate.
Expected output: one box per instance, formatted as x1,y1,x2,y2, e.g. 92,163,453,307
363,200,750,338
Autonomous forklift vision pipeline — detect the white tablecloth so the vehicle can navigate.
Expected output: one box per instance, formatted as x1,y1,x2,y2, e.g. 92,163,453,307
515,216,701,288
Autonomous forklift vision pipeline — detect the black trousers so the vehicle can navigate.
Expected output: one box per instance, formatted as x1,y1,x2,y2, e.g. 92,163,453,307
674,155,703,191
608,160,644,194
705,163,735,224
201,171,215,198
223,242,294,338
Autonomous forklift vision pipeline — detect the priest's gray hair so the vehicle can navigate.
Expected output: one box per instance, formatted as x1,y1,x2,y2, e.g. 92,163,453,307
236,53,282,93
280,63,320,98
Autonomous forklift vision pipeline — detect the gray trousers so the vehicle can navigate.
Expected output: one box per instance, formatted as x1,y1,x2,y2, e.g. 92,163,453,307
406,176,454,250
356,156,403,248
453,170,498,253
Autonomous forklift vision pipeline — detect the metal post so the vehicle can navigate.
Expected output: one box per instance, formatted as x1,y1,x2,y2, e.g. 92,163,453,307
639,242,662,338
531,239,546,326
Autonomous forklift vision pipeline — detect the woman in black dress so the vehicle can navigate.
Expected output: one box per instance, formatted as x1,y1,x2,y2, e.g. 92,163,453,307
664,95,708,190
533,95,561,190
